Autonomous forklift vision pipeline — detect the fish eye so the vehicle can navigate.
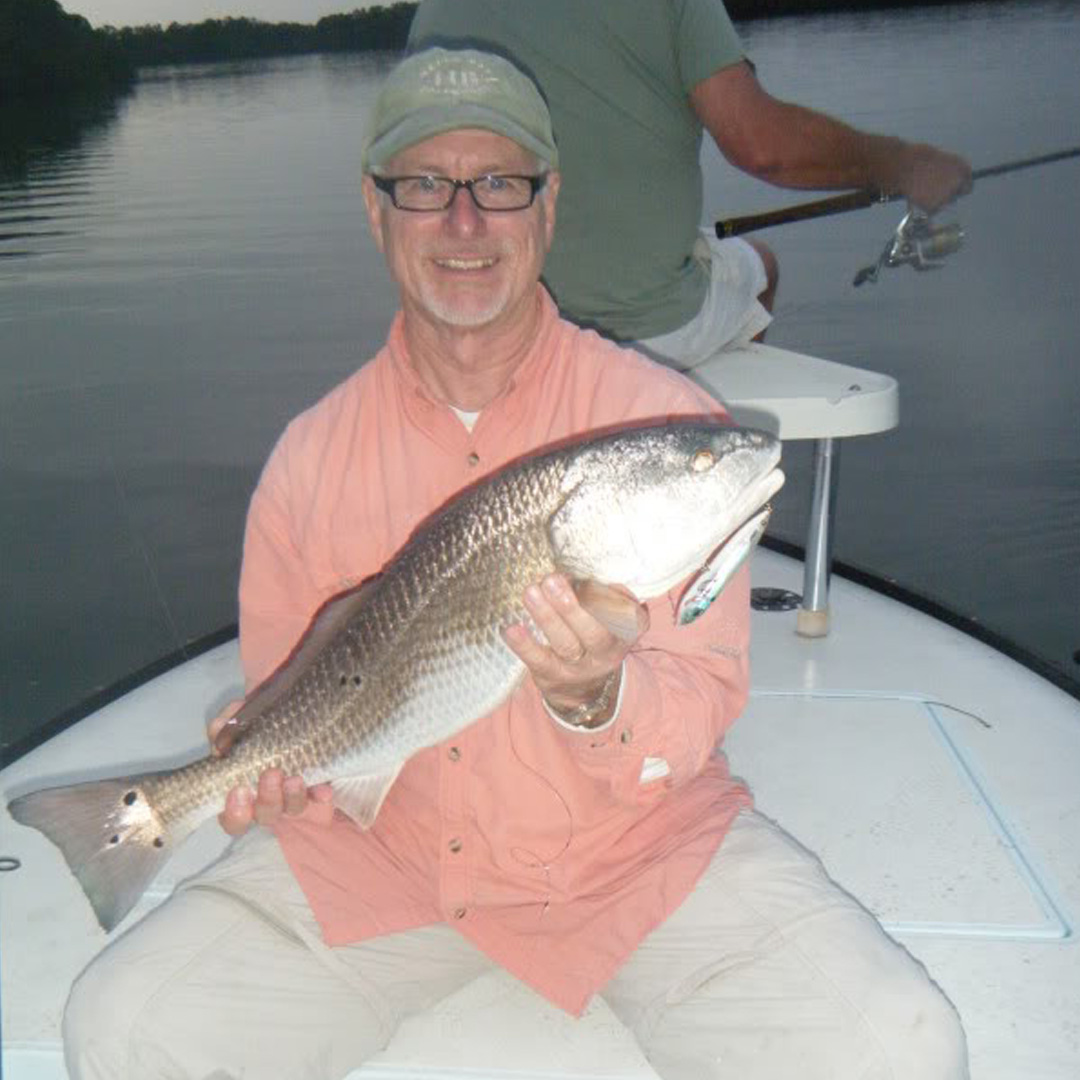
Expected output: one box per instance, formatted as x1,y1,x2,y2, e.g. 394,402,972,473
690,448,715,472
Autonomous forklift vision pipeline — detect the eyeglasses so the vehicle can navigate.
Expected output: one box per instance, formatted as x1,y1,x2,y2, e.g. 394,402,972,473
371,173,548,212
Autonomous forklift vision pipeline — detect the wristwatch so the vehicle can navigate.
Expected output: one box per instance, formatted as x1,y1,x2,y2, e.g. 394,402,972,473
543,666,621,730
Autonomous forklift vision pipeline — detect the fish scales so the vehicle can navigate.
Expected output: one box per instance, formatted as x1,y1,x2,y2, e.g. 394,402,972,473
147,452,570,832
7,422,784,931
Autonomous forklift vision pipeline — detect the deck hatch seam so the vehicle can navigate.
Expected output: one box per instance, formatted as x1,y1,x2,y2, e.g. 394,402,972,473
744,688,1073,942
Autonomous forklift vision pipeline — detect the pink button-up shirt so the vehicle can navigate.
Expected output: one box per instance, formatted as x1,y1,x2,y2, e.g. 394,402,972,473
240,290,752,1015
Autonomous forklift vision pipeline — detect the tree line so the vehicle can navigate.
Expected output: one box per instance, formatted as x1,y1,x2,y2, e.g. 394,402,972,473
1,1,418,100
725,0,992,15
105,4,418,69
3,0,1006,102
1,0,134,98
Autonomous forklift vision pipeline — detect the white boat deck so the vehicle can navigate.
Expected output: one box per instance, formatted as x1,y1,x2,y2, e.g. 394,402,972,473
2,546,1078,1079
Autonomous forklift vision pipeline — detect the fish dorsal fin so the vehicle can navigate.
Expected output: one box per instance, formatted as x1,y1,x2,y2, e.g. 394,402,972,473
215,577,381,755
330,766,403,829
573,580,647,642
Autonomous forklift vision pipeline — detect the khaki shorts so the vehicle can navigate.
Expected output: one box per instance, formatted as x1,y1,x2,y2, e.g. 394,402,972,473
636,233,772,371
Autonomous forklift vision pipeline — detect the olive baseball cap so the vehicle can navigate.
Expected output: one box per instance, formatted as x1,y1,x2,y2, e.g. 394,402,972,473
362,47,558,172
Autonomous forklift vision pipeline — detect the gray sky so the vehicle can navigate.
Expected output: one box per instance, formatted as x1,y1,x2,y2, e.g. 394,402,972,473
64,2,372,29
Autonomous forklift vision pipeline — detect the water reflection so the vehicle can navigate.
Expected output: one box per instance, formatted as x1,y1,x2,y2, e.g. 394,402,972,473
0,56,397,757
0,11,1077,758
0,91,128,260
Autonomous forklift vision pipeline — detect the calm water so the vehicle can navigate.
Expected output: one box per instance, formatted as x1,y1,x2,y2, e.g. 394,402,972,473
1,2,1078,752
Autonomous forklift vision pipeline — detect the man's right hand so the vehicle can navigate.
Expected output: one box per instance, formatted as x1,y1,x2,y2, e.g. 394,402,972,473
207,712,335,836
218,769,335,836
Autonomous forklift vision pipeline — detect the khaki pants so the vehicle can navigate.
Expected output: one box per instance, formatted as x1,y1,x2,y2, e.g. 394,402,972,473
64,811,968,1080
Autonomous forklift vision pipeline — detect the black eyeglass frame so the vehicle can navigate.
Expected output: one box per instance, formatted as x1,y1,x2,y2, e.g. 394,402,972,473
370,173,548,212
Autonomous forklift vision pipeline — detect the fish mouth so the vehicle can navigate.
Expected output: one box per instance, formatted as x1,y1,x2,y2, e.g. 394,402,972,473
676,466,785,624
719,463,786,555
708,465,785,555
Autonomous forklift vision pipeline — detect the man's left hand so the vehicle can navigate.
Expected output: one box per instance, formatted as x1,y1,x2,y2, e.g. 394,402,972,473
895,143,973,212
503,574,648,719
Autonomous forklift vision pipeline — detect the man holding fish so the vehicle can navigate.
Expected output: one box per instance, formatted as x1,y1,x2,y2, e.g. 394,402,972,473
49,47,967,1080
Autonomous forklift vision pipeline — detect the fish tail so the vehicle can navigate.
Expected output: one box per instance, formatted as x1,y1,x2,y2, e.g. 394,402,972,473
8,775,179,932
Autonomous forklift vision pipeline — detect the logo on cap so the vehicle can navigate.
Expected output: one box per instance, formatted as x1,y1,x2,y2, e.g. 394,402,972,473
418,55,501,99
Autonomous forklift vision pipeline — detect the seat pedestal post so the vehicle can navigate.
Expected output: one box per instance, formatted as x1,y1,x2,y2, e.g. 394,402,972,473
797,437,840,638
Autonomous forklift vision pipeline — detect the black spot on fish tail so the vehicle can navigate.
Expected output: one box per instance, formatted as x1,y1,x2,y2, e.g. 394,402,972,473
7,776,179,932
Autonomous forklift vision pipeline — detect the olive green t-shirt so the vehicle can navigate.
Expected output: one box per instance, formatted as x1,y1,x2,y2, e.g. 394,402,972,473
408,0,745,341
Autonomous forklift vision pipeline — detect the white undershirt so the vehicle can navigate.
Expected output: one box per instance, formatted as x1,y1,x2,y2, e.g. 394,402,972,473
451,406,481,432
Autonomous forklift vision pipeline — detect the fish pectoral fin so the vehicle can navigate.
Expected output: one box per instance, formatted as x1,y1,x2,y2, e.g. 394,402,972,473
574,580,646,642
330,766,403,829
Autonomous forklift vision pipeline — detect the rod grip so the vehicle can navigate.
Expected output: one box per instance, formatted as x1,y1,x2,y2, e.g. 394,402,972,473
716,189,885,237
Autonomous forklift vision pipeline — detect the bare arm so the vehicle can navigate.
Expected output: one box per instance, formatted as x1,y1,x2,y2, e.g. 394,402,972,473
692,61,972,212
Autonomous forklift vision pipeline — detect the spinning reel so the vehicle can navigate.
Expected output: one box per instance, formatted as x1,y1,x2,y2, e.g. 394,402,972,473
853,208,965,287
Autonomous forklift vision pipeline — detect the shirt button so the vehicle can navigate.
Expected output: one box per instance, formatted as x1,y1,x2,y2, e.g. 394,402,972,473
620,729,633,744
454,907,467,920
447,746,461,761
448,838,463,853
466,452,480,467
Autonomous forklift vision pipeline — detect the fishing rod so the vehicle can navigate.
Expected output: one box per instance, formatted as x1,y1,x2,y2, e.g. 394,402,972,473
714,145,1080,286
